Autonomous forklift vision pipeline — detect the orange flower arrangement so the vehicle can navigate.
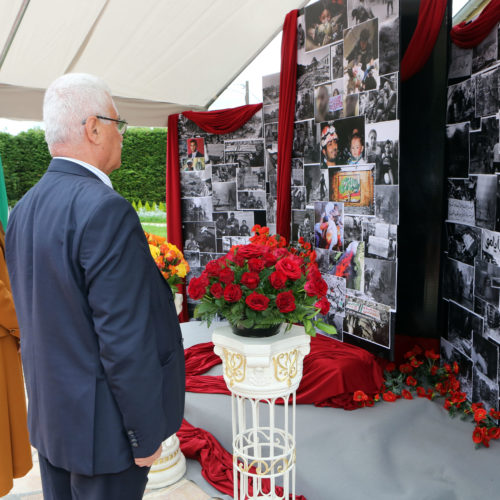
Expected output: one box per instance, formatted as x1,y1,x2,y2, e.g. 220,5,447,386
145,231,189,293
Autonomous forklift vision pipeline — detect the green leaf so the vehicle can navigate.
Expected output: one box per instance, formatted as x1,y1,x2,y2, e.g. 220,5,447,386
316,322,337,335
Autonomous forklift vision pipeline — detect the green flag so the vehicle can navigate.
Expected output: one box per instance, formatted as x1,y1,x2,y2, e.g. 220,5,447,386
0,153,8,230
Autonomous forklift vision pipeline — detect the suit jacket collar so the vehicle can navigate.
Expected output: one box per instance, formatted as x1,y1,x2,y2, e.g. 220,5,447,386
47,158,103,183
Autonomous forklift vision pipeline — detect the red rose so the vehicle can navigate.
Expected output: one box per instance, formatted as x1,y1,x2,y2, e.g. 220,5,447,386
210,282,223,298
241,272,260,290
219,267,235,284
276,256,302,280
385,362,396,372
353,390,368,402
382,391,397,402
416,386,426,398
406,376,417,386
223,284,242,303
304,276,328,297
205,260,222,277
188,275,207,300
276,291,296,313
399,364,413,374
245,292,270,311
237,244,265,259
488,427,500,439
248,257,265,273
273,247,289,260
307,266,322,281
226,250,245,267
401,389,413,400
474,408,488,423
472,426,486,444
262,251,277,267
269,270,287,290
315,296,330,315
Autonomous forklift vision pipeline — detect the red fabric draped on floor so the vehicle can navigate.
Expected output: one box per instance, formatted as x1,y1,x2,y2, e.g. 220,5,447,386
184,334,384,410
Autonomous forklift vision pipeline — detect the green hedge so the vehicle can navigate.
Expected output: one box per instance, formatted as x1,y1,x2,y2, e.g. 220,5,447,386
0,127,167,205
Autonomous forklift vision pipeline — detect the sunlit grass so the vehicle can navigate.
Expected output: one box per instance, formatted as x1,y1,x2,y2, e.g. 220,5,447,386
141,223,166,239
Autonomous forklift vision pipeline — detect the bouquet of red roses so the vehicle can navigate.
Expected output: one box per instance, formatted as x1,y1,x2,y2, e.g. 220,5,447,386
187,225,336,337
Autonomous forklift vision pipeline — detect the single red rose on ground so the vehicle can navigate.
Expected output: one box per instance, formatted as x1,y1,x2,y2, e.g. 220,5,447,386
276,291,296,313
210,282,223,299
382,391,397,402
188,275,208,300
315,296,330,315
245,292,270,311
269,270,287,290
248,257,265,273
472,426,486,444
219,267,235,284
276,256,302,280
401,389,413,400
406,376,417,386
223,284,242,303
474,408,488,423
353,390,368,402
241,272,260,290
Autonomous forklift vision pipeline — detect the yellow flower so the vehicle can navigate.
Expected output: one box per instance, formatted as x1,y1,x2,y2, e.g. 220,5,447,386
175,262,188,278
149,244,161,259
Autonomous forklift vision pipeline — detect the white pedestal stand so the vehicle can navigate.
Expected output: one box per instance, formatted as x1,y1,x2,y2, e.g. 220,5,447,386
147,292,187,489
213,325,310,500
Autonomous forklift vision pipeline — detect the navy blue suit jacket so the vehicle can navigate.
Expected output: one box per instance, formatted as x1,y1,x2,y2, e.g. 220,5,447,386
6,158,185,476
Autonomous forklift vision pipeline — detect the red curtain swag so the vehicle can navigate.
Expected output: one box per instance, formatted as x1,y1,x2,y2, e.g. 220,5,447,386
400,0,448,82
450,0,500,48
166,105,263,321
276,9,298,241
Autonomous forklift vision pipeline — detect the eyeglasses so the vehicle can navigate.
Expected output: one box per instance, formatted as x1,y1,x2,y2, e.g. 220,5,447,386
81,115,128,135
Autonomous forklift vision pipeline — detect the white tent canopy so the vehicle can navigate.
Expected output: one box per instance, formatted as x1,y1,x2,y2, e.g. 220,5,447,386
0,0,307,126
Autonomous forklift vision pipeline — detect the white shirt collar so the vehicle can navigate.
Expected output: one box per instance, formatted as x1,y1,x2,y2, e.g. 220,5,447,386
54,157,113,189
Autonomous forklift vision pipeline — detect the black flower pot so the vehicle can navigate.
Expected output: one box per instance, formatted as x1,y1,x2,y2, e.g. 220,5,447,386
231,323,283,338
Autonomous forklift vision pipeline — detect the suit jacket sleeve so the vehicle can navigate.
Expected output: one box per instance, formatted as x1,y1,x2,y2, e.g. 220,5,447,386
80,194,166,458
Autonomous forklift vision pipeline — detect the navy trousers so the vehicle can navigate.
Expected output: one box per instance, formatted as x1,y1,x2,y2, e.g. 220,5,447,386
38,454,150,500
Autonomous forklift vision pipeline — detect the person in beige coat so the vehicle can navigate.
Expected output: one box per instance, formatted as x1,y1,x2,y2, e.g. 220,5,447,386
0,221,32,496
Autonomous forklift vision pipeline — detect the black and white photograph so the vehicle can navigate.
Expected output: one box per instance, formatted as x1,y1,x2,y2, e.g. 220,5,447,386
447,177,476,225
267,194,277,224
343,93,359,117
441,338,473,400
237,191,266,210
469,117,499,175
379,16,399,76
365,120,399,184
296,88,314,121
304,163,329,202
362,221,397,260
180,170,212,198
473,367,499,413
263,103,279,124
297,14,305,51
225,111,263,141
442,257,474,310
205,142,225,165
314,201,344,251
375,185,398,224
446,78,475,124
445,221,481,266
212,181,236,212
482,228,500,266
362,77,397,123
314,80,343,123
344,18,379,95
448,300,483,358
291,161,305,186
472,27,498,74
331,41,343,80
344,295,391,349
264,122,278,145
474,174,497,230
445,122,470,178
222,235,251,252
214,211,254,237
472,332,498,383
364,257,396,309
182,222,216,253
323,274,346,317
474,258,500,307
199,252,223,267
348,0,399,27
291,209,315,245
212,163,237,183
448,43,472,81
304,0,347,52
263,72,280,105
181,197,212,222
474,67,499,118
225,139,265,167
344,215,364,246
483,301,500,344
292,186,307,209
184,250,200,269
236,166,266,191
297,44,331,93
293,119,321,163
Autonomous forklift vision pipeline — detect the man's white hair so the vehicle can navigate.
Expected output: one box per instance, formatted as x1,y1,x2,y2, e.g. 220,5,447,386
43,73,115,152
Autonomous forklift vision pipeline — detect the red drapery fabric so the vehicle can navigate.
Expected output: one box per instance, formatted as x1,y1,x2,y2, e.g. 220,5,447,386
400,0,448,82
276,9,298,242
451,0,500,48
184,335,384,410
166,105,263,321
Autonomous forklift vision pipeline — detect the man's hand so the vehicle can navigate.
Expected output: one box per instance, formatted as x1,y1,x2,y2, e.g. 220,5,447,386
134,445,162,467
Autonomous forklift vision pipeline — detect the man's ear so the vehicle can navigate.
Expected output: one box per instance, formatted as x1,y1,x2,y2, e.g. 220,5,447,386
83,116,101,145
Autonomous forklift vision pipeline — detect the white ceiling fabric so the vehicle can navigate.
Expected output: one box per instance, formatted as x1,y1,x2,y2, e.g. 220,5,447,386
0,0,307,126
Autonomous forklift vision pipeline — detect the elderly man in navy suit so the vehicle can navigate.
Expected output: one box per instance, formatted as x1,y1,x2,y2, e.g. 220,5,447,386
5,73,185,500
